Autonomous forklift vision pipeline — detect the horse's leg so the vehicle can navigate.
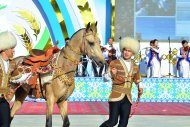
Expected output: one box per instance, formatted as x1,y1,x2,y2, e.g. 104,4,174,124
57,100,70,127
46,86,55,127
10,87,28,122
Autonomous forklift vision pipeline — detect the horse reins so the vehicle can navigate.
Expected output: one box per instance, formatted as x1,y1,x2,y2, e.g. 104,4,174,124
129,97,140,118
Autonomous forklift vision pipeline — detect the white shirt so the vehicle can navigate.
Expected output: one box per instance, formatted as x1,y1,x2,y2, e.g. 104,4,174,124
122,59,131,72
121,58,143,88
2,59,9,73
103,43,121,60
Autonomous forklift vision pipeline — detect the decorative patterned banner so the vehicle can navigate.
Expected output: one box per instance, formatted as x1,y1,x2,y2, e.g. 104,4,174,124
69,77,190,103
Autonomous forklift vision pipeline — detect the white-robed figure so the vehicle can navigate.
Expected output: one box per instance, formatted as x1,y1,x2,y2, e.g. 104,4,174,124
145,40,153,77
176,40,190,78
99,38,121,77
146,39,161,77
103,38,121,63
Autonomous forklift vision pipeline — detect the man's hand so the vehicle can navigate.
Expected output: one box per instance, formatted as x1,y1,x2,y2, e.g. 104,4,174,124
11,73,32,84
5,88,15,102
138,88,143,98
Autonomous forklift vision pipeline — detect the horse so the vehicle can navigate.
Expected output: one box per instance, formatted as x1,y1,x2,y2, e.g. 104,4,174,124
10,22,106,127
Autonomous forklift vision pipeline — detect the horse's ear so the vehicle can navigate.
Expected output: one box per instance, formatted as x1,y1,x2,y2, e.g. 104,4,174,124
90,22,98,33
95,21,97,27
86,22,91,31
94,21,98,33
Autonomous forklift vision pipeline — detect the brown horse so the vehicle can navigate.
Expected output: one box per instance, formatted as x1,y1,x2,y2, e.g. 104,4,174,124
10,22,105,127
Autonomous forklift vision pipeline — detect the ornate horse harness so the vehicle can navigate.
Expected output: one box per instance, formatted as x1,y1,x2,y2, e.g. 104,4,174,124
15,29,96,103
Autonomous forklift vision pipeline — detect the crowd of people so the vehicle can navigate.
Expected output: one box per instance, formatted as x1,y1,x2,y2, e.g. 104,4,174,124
75,38,190,78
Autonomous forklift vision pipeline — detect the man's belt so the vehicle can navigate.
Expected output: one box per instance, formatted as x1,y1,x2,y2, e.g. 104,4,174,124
112,85,130,94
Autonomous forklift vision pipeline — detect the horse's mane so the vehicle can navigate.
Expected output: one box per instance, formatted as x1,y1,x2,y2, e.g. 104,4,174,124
60,28,86,51
70,28,85,40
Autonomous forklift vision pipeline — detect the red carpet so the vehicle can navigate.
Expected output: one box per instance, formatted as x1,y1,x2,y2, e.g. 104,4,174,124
12,102,190,116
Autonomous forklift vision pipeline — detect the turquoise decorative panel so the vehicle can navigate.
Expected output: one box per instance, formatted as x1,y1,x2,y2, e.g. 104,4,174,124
69,77,190,103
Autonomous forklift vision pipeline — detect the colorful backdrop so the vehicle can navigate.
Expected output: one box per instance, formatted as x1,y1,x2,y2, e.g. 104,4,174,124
0,0,112,57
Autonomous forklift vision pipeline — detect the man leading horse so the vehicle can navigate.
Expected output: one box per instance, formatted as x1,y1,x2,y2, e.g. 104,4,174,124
0,31,29,127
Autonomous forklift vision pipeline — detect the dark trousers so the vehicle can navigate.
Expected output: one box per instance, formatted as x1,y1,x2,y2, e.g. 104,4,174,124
99,64,104,77
100,96,131,127
76,60,88,77
0,97,10,127
99,63,108,77
82,60,88,76
92,61,99,77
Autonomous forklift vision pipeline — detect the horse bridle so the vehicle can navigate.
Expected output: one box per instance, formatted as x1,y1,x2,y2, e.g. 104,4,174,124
55,30,96,102
65,29,95,62
59,29,97,77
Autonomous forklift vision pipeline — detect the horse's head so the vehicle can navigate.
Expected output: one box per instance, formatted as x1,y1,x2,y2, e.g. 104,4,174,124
80,22,105,66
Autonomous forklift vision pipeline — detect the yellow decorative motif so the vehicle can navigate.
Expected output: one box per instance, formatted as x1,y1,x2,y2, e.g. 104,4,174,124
89,89,103,98
134,48,178,65
13,24,33,52
76,82,85,90
111,0,115,39
76,0,95,26
176,91,190,100
161,54,167,60
172,59,177,65
172,48,178,55
50,0,68,39
162,49,178,65
133,54,145,64
142,90,155,99
159,83,173,91
15,10,40,39
43,39,53,50
75,0,87,8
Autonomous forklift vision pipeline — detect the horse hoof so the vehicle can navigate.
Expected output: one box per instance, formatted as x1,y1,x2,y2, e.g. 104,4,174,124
63,122,70,127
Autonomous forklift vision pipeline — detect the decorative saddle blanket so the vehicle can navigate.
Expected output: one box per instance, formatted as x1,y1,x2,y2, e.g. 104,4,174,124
17,46,60,98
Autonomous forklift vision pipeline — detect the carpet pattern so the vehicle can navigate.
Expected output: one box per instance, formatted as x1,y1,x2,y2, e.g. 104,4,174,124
11,102,190,116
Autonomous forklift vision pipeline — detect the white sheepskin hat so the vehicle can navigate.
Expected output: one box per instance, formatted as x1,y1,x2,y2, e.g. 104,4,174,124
119,37,139,54
0,31,17,52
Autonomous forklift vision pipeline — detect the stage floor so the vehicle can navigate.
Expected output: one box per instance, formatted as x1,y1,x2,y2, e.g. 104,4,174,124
13,102,190,116
11,115,190,127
